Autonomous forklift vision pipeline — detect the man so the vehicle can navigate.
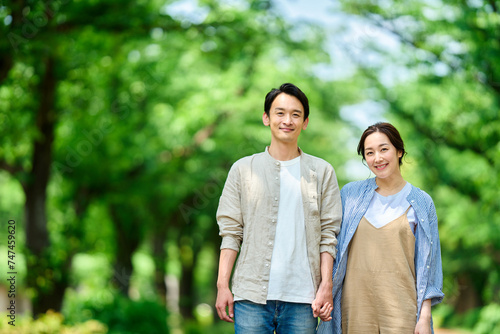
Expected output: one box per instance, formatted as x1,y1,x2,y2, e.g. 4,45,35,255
215,83,342,333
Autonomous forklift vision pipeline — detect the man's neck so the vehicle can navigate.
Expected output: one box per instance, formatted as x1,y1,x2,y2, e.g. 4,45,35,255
267,142,301,161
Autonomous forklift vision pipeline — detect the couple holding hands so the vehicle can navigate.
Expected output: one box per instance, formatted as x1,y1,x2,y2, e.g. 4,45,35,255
215,83,444,334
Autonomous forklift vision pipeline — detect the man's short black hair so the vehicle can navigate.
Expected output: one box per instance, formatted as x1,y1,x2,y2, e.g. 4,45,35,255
264,83,309,120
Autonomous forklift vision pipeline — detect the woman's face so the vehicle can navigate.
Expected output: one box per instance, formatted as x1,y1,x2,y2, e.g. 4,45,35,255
363,131,402,179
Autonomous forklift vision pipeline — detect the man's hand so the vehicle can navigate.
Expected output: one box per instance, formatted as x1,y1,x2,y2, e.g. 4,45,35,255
215,249,238,323
312,252,334,322
215,286,235,323
311,281,333,322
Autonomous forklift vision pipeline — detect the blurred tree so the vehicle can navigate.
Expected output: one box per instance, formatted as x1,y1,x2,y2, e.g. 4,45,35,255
0,0,361,321
339,0,500,320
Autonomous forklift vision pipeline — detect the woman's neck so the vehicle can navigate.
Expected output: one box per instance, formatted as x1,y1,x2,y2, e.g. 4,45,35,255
375,175,407,196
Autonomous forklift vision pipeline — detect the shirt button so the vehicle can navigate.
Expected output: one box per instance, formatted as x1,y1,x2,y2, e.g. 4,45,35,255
275,162,280,166
262,286,266,290
430,241,433,244
427,266,430,269
420,289,423,293
274,197,278,201
271,219,276,223
411,200,414,203
421,219,424,222
265,263,269,267
268,241,273,245
275,176,278,180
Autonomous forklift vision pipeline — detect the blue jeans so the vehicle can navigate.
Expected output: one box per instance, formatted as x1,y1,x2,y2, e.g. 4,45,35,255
234,300,317,334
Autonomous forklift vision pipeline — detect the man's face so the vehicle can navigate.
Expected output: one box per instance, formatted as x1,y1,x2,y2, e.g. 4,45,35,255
262,93,309,145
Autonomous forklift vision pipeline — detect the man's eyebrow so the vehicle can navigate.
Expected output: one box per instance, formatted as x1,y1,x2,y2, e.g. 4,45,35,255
273,107,303,113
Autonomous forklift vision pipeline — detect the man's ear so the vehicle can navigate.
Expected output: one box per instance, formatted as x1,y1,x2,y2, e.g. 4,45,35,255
262,112,270,126
302,117,309,130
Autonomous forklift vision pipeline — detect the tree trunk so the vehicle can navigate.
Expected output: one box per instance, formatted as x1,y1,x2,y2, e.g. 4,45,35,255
110,204,142,296
455,274,482,314
24,56,63,316
179,257,196,320
178,209,200,320
152,224,168,304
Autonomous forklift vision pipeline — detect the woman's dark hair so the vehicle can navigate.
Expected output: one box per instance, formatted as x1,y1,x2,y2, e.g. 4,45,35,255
357,122,406,166
264,83,309,120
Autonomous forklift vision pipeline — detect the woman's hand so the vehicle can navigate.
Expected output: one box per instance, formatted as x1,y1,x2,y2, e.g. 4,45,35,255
415,299,432,334
414,317,431,334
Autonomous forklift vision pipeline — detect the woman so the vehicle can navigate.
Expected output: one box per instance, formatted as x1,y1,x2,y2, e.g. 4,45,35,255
318,122,444,334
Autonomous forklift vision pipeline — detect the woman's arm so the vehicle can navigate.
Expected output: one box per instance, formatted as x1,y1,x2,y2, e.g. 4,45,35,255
414,299,432,334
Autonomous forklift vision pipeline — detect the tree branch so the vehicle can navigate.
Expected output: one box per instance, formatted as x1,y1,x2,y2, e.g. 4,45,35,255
0,159,24,175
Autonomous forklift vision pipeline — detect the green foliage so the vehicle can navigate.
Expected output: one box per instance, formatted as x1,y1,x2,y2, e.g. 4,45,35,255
433,303,500,334
473,303,500,334
183,319,234,334
0,311,107,334
2,0,497,331
64,293,169,334
339,0,500,325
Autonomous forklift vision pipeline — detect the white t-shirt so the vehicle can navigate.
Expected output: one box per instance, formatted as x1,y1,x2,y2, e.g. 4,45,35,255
266,155,316,303
365,182,417,233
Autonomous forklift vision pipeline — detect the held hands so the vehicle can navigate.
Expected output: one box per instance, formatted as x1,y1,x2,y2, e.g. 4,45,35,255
311,282,334,322
312,301,333,322
215,286,234,323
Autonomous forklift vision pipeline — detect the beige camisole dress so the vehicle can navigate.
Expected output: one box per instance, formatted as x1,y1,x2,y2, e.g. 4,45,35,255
341,208,417,333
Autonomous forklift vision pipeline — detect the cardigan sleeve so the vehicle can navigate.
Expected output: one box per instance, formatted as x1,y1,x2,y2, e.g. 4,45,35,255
216,163,244,252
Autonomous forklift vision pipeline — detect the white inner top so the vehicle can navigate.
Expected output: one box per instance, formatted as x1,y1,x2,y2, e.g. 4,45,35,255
267,155,315,303
365,182,416,233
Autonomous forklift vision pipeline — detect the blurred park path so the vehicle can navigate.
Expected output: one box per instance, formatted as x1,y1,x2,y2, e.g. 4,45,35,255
435,328,471,334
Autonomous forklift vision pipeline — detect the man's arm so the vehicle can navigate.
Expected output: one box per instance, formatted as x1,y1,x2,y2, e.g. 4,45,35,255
311,251,334,322
215,249,238,323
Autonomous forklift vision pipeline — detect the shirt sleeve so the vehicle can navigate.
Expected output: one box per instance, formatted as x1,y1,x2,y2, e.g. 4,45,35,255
415,199,445,306
216,163,244,252
319,165,342,259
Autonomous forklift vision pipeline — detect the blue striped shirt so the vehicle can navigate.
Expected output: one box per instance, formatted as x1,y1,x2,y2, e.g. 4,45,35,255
317,177,444,334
